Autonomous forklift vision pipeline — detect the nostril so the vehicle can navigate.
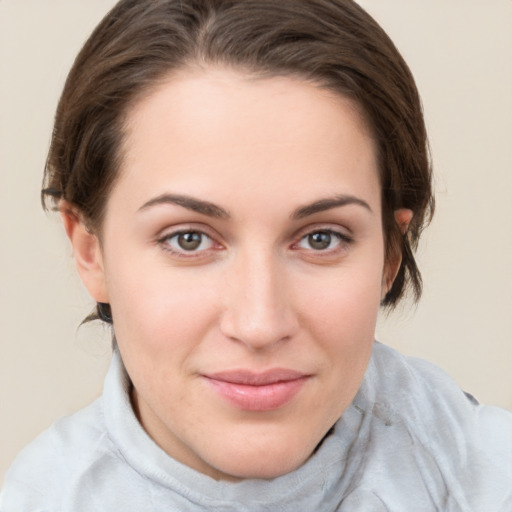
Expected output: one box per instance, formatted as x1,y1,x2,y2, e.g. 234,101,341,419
219,296,298,350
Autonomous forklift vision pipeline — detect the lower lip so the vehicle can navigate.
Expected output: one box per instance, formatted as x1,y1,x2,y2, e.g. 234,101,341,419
204,377,309,412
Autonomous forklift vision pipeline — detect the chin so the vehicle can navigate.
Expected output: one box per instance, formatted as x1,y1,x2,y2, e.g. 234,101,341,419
206,432,318,481
218,458,305,482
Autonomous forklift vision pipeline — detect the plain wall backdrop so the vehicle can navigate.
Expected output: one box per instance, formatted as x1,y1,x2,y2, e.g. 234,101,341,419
1,0,511,484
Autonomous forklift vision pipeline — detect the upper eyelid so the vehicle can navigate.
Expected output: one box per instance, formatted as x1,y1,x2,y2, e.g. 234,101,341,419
293,224,353,241
161,230,212,241
156,223,219,241
158,230,216,247
294,230,351,248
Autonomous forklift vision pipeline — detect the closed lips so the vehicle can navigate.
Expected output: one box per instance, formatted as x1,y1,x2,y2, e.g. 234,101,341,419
205,369,309,385
203,369,311,411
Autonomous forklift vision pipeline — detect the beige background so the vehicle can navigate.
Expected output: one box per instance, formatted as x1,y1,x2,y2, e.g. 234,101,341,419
1,0,511,484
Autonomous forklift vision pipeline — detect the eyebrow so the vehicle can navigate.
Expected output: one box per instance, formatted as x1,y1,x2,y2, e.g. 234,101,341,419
292,195,372,219
137,192,371,220
138,193,230,219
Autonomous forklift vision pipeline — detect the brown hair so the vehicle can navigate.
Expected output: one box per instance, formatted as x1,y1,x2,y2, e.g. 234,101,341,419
43,0,434,320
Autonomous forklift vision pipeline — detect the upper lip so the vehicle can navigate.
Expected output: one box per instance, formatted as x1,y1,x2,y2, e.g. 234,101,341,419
204,369,309,386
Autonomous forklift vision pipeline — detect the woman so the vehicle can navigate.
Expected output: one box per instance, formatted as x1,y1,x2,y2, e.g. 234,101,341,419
1,0,510,510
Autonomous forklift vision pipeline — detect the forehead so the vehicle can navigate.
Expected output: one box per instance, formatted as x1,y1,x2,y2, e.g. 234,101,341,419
114,67,380,213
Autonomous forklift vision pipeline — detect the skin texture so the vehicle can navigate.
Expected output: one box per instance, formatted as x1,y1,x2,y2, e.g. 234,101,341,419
62,67,410,481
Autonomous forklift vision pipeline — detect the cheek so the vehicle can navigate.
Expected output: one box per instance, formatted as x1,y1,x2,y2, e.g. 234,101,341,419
303,268,382,410
104,253,221,356
296,250,384,394
310,282,381,368
302,256,384,337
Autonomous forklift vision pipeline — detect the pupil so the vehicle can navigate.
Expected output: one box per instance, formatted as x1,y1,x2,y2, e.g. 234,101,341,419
309,232,331,250
178,232,202,250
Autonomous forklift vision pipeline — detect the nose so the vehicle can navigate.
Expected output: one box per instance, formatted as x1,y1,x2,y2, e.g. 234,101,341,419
219,250,299,351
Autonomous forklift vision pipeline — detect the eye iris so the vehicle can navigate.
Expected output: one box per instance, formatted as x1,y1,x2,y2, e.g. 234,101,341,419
178,232,202,251
308,231,331,250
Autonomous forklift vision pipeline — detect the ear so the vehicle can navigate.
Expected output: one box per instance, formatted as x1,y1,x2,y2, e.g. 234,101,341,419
394,208,413,236
60,202,109,303
381,208,413,298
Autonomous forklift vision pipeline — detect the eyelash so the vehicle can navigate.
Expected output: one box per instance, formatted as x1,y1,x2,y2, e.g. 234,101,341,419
156,227,353,259
294,229,353,254
157,229,220,258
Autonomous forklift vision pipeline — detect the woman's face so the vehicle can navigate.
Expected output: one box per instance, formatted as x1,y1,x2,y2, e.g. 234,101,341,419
72,68,393,481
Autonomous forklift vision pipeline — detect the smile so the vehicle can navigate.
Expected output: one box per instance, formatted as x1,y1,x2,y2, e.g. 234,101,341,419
203,369,310,412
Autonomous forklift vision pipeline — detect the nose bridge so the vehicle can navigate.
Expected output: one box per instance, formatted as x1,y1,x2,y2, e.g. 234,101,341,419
220,246,296,349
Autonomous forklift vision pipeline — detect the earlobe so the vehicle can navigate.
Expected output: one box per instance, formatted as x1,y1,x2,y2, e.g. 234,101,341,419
60,202,109,303
381,208,414,299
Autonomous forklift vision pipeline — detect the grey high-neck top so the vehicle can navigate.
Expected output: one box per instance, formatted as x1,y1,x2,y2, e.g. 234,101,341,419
2,342,511,511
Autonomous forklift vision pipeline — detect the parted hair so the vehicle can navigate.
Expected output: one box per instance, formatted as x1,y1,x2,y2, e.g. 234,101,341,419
43,0,434,321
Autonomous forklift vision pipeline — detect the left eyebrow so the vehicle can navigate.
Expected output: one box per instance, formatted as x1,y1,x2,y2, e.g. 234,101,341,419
292,195,373,219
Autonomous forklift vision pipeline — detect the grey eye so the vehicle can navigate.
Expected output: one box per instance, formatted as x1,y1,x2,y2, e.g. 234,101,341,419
296,230,348,252
177,231,203,251
164,231,214,253
307,231,333,250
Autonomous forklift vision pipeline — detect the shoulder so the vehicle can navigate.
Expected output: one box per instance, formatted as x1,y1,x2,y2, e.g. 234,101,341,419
0,398,118,511
369,341,512,447
364,342,512,508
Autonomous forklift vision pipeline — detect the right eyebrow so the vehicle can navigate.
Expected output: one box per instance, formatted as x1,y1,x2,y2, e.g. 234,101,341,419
137,193,230,219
